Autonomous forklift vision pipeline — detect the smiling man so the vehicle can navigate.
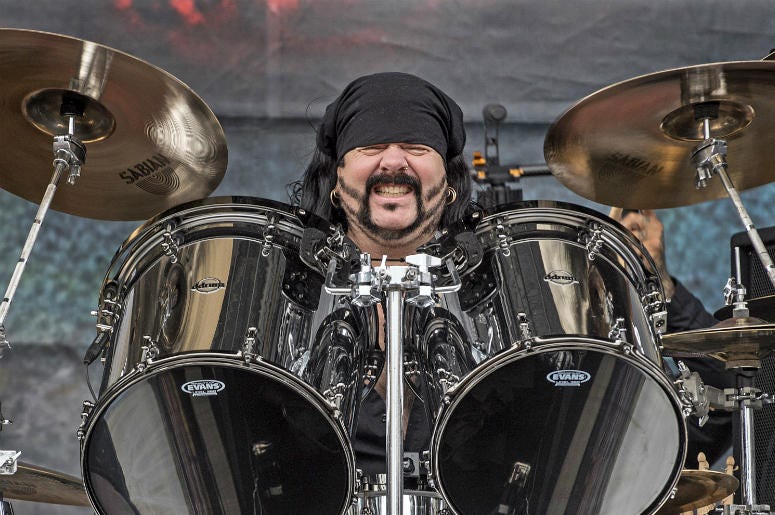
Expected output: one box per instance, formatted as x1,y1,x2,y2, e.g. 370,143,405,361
295,72,472,260
291,72,473,477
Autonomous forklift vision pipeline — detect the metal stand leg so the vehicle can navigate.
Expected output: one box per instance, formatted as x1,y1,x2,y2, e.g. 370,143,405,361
0,500,14,515
691,118,775,291
737,373,758,505
0,133,85,354
385,288,405,515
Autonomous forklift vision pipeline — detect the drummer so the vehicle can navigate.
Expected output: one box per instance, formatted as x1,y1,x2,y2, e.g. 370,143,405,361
610,208,734,467
292,72,475,476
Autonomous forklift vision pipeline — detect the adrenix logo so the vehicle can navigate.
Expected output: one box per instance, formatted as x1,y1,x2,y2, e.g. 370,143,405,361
181,380,226,397
543,270,579,285
546,370,591,387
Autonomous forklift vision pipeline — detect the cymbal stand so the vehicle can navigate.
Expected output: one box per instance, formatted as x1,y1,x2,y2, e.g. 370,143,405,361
690,111,775,291
0,109,86,355
326,253,460,514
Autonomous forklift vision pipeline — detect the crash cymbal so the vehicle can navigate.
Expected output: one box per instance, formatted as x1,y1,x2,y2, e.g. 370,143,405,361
544,60,775,208
0,462,89,506
0,29,227,220
661,316,775,360
656,470,738,514
715,295,775,321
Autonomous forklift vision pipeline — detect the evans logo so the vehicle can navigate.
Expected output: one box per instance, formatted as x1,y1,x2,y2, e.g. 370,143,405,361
546,370,591,387
181,380,226,397
543,270,578,286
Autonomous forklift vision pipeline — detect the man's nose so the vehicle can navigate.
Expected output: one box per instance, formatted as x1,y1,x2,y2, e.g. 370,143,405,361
379,145,409,172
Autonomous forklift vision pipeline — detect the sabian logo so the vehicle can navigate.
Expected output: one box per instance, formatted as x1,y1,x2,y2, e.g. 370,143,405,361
543,270,579,285
181,380,225,397
546,370,591,387
192,277,226,294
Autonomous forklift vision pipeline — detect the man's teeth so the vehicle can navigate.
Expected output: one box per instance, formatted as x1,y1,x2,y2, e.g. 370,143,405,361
374,185,411,196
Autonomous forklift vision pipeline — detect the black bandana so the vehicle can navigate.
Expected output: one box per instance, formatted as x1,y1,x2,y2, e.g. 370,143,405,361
317,72,465,162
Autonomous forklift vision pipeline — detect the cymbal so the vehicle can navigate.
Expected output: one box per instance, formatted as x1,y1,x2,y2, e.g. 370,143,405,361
661,316,775,360
0,462,89,506
0,29,227,220
544,60,775,209
715,295,775,321
656,470,738,513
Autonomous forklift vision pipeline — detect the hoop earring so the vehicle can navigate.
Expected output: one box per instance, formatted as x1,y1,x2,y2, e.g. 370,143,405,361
445,186,457,205
329,189,341,208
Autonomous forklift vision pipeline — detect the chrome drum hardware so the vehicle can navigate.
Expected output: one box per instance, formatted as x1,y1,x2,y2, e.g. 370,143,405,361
351,475,452,515
79,197,374,515
411,201,685,515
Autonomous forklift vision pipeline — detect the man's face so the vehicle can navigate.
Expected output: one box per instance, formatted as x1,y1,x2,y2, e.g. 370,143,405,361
336,143,448,247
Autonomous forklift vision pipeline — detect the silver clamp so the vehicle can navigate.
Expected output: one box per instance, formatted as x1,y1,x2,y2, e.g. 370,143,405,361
675,361,710,426
723,277,750,318
0,451,21,475
691,137,727,189
405,254,442,308
52,134,86,185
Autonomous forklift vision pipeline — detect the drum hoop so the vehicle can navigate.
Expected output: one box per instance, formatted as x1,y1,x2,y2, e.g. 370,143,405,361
105,198,318,289
81,352,356,514
444,201,663,297
430,335,686,515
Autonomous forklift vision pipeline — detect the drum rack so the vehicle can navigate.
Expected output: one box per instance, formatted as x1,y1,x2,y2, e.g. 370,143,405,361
325,253,461,515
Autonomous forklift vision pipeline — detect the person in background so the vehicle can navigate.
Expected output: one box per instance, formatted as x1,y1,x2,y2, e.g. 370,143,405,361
610,207,734,467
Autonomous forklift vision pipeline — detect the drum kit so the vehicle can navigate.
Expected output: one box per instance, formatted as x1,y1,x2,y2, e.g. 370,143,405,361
1,27,775,515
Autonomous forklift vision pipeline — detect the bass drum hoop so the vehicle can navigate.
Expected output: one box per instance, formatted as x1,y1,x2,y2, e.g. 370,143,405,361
430,336,687,515
81,352,356,515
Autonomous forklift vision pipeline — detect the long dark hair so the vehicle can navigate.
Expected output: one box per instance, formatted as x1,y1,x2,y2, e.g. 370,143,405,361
288,150,475,231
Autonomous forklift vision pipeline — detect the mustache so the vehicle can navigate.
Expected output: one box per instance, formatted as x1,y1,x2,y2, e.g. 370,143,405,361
365,173,420,192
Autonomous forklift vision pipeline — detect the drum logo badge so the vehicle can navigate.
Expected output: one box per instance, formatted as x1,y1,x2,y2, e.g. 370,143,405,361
546,370,591,387
192,277,226,294
181,380,226,397
543,270,579,285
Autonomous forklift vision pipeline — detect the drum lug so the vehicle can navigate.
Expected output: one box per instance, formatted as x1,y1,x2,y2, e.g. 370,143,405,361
323,382,347,417
642,290,668,335
608,317,629,346
517,312,533,341
160,225,180,264
436,368,460,394
92,282,122,334
580,221,604,260
404,359,420,379
136,336,160,372
239,326,261,364
76,400,94,443
495,221,512,256
262,217,277,257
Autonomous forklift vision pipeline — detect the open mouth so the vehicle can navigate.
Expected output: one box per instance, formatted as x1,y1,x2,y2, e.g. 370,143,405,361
373,184,412,197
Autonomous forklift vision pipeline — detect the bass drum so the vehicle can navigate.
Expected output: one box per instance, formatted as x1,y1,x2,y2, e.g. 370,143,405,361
80,197,374,515
409,201,687,515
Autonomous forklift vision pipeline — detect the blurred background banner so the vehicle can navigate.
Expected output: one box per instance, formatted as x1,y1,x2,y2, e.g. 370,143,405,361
0,1,773,512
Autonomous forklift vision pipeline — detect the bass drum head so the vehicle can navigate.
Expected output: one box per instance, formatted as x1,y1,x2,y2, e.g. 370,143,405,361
83,357,353,515
432,339,685,515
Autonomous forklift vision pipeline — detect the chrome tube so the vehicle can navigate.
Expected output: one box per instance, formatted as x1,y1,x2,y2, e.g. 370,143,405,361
386,287,405,515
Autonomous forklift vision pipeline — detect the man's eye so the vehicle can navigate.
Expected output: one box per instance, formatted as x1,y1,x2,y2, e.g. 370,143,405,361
404,146,430,155
358,146,387,155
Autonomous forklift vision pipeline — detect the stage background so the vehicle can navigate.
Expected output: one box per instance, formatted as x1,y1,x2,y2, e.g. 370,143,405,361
0,1,773,513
